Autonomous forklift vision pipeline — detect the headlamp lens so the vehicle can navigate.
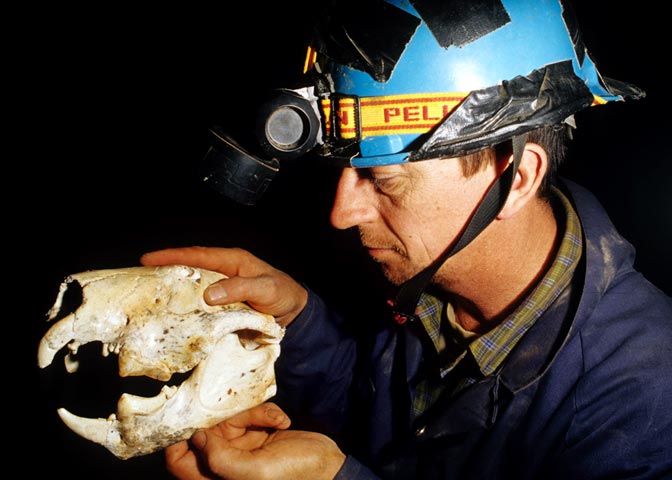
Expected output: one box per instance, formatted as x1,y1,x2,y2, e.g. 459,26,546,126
265,106,311,151
255,88,321,160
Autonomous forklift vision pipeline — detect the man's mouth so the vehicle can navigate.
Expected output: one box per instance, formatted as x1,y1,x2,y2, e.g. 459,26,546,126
365,245,393,260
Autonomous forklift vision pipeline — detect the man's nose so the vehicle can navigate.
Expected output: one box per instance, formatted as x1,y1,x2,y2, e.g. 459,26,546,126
330,168,375,230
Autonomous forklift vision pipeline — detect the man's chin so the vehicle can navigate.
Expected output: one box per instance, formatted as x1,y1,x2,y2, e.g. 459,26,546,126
380,264,413,287
365,251,416,286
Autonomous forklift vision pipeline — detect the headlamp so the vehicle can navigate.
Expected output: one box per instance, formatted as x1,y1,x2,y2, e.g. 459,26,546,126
201,86,322,205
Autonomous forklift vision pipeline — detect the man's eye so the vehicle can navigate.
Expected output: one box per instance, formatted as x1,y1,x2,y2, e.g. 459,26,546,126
357,169,405,195
371,176,391,189
371,176,402,195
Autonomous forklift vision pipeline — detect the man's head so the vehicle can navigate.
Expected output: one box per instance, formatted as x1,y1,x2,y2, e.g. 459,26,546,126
306,0,642,304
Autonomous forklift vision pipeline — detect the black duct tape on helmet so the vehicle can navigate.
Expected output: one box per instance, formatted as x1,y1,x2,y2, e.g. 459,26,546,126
411,61,644,162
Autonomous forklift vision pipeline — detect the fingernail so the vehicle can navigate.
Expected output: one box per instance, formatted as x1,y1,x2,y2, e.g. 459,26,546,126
205,285,227,303
192,430,207,449
266,408,285,421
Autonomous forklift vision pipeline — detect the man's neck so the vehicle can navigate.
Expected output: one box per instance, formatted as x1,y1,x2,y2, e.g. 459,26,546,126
439,199,560,334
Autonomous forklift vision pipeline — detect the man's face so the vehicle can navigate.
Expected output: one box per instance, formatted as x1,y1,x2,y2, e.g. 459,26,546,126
330,158,496,285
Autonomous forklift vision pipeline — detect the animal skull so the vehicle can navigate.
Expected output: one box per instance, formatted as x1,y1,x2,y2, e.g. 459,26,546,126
37,265,284,459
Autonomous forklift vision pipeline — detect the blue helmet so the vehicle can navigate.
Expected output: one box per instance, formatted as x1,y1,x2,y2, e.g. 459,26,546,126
306,0,644,167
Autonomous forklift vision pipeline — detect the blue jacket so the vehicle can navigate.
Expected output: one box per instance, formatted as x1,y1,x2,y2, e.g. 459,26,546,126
274,180,672,479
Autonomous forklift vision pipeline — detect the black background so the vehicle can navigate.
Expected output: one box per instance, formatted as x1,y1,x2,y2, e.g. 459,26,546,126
11,2,669,478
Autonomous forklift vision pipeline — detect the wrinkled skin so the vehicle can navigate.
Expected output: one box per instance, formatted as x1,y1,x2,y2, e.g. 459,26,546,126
37,265,284,460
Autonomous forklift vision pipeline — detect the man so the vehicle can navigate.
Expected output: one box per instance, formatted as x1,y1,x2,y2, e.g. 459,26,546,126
142,0,672,478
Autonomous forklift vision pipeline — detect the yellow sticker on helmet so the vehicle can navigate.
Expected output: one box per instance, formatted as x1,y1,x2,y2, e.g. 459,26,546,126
303,46,318,74
322,92,468,139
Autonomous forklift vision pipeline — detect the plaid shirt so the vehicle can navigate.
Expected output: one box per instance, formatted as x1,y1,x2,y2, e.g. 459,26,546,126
412,187,583,418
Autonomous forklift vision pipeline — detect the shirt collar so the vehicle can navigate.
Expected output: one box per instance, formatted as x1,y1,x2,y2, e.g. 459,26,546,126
469,186,583,375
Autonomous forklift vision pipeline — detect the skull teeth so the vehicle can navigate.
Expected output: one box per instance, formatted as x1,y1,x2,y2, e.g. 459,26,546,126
102,342,121,356
162,385,178,399
67,340,81,356
57,408,128,459
64,353,79,373
63,341,124,373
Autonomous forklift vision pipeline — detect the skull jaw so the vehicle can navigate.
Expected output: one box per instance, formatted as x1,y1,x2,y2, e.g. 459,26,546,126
58,336,281,459
57,382,278,460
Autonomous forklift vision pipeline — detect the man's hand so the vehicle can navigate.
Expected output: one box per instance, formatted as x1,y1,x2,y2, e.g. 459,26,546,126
165,403,346,480
141,246,308,327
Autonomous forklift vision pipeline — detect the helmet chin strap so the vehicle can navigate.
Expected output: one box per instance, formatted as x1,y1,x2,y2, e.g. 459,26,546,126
389,133,528,324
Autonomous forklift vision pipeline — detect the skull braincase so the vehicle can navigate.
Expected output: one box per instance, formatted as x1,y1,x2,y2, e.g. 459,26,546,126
37,265,284,460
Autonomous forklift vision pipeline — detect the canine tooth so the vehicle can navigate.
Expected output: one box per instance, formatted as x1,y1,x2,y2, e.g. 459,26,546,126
58,408,120,447
57,408,127,459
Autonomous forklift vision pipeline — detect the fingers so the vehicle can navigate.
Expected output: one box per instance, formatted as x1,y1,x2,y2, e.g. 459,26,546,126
194,428,347,480
169,406,345,480
218,403,292,438
165,439,190,464
141,246,308,326
180,404,290,479
205,273,307,327
141,246,262,277
190,429,261,479
165,440,212,480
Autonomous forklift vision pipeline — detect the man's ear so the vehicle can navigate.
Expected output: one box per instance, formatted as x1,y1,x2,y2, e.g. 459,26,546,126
498,142,548,219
